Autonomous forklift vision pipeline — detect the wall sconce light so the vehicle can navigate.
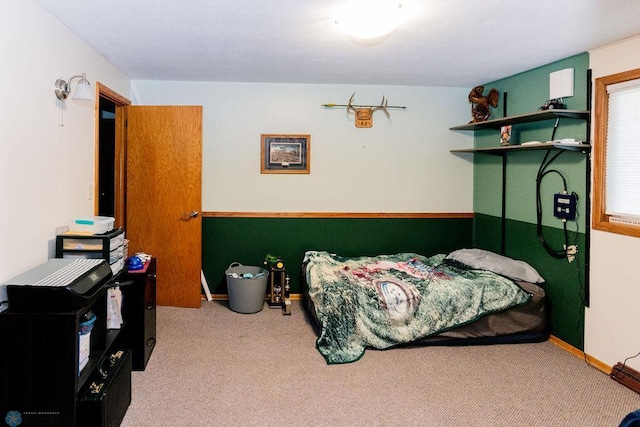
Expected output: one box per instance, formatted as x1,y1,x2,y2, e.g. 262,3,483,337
334,0,409,40
54,73,94,101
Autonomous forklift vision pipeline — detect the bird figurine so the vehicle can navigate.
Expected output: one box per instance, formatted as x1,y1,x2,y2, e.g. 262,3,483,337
468,85,499,123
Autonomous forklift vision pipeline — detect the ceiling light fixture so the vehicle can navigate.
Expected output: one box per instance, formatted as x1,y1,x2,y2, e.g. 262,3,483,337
54,73,94,101
334,0,409,40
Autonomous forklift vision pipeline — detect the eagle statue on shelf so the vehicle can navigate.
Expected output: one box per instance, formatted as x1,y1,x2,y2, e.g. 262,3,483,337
468,85,499,123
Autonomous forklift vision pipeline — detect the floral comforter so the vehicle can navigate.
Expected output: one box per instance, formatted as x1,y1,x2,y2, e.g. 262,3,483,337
304,251,532,364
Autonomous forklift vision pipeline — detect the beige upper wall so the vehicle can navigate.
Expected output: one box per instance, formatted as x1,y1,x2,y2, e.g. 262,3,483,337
131,80,474,213
0,0,129,282
586,35,640,371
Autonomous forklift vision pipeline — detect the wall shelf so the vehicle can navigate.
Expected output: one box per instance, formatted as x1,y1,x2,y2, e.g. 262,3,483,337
451,142,591,156
448,106,591,289
449,109,590,131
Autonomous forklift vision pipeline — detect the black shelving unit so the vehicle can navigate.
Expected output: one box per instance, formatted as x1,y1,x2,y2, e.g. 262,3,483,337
0,287,130,426
119,258,157,371
450,141,591,155
449,109,590,131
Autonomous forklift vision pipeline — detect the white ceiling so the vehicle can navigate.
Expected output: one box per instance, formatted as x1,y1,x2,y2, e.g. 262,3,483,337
35,0,640,87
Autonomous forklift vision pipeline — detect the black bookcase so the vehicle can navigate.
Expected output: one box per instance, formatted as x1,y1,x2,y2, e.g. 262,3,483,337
0,286,130,426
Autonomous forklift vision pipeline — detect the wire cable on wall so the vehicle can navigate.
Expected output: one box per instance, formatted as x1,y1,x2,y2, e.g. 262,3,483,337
535,149,571,258
536,144,590,369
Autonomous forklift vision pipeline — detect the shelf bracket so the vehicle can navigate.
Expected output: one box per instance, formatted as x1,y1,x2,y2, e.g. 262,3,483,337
500,153,507,255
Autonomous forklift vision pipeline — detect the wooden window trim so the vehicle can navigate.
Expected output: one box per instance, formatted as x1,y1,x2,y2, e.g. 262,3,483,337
593,67,640,237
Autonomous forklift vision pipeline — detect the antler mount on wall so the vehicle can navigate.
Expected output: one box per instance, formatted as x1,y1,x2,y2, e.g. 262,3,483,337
322,92,406,128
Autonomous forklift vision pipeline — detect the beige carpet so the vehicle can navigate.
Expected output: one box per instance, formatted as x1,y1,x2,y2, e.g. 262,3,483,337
121,300,639,426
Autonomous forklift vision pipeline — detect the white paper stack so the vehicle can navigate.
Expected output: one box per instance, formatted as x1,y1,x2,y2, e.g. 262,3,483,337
78,332,91,374
107,287,124,329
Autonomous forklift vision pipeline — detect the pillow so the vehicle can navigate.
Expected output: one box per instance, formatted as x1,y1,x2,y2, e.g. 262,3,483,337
446,248,545,283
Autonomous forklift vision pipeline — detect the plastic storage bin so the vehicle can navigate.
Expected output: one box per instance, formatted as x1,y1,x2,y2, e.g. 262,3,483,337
225,263,269,314
78,312,96,374
56,228,126,275
69,216,115,234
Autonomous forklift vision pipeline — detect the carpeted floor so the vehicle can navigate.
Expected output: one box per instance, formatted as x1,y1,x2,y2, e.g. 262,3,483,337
121,300,639,426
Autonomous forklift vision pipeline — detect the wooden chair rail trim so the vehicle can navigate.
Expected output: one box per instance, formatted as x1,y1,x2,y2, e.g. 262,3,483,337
201,212,474,219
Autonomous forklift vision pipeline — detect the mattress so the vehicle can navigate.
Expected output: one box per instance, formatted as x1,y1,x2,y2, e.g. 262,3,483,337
302,251,548,361
304,279,546,345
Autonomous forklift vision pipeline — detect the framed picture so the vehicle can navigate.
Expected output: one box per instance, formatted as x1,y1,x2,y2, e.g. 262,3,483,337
500,125,512,146
261,134,310,174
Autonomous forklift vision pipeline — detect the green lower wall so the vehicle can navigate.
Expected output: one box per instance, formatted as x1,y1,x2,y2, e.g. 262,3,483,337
202,214,585,349
470,53,590,350
202,216,472,295
474,213,585,349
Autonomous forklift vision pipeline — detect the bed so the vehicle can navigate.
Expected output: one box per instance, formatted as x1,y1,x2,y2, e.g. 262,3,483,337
302,249,548,364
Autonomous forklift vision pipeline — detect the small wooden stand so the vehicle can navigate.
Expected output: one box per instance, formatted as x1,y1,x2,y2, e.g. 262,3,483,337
265,259,291,315
268,266,286,308
268,266,291,315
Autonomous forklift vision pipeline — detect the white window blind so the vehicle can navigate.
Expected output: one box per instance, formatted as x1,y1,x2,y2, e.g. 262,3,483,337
605,78,640,220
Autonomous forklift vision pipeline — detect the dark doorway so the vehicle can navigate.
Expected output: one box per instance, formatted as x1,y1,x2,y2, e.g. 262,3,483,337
98,96,116,217
94,82,130,228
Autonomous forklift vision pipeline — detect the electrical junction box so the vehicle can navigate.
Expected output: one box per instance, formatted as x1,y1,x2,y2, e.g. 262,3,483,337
554,193,577,221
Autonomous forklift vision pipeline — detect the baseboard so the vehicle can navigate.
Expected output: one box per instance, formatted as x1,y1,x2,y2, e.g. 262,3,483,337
549,335,611,374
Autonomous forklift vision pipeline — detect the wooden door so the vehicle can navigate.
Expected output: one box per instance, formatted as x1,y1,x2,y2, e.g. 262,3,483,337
126,106,202,308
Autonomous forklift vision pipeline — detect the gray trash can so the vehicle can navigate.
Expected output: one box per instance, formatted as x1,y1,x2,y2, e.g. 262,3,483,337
225,262,269,313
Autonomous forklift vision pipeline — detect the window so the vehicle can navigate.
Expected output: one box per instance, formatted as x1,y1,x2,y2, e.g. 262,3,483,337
593,67,640,237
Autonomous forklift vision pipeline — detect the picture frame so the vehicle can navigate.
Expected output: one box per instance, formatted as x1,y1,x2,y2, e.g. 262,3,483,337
500,125,512,146
261,134,310,174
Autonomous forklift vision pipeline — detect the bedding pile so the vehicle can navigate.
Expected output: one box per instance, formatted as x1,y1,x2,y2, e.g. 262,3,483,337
304,251,532,364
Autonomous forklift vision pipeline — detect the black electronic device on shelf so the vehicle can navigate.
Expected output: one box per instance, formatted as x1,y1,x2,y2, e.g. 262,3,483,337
1,259,113,312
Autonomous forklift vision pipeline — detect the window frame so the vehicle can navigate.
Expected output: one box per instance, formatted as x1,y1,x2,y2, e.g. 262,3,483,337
593,67,640,237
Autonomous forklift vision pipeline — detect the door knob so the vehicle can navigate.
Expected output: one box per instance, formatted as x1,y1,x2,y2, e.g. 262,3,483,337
182,211,199,220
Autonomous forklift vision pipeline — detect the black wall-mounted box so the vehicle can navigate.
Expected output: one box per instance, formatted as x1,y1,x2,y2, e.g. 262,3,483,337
554,193,577,221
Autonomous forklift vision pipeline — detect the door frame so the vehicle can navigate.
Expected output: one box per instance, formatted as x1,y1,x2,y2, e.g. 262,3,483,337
94,83,131,227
